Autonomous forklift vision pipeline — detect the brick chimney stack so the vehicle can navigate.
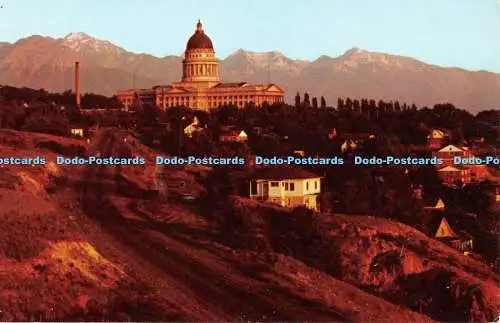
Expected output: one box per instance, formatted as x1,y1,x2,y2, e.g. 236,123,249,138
75,61,81,107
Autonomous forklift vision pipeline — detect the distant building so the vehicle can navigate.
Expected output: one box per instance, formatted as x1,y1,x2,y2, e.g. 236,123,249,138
341,139,358,153
219,129,248,143
466,164,490,182
293,150,305,157
437,165,471,186
249,168,322,211
115,20,285,111
423,213,473,255
70,128,84,138
184,116,205,138
427,129,447,150
433,144,472,166
423,197,446,211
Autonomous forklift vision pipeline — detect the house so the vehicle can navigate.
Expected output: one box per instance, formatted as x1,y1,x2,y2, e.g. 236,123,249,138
465,164,490,182
427,129,447,150
219,129,248,143
183,116,205,138
293,150,305,157
437,165,471,186
249,168,322,211
433,144,472,166
423,197,446,211
341,139,358,153
70,128,84,138
423,213,473,255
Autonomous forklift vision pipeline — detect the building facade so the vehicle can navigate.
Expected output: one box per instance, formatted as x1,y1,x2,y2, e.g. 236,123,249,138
116,20,285,111
249,168,321,211
427,129,447,150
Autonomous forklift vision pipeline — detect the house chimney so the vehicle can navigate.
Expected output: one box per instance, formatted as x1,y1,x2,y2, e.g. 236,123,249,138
75,61,81,107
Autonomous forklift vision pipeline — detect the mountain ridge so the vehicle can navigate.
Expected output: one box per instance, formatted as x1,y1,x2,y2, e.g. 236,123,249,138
0,33,499,112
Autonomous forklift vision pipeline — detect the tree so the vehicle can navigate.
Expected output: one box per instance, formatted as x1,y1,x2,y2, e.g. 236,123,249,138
353,99,361,113
295,92,301,108
312,97,318,109
337,98,345,111
345,98,353,111
303,92,311,109
394,101,401,112
320,96,327,109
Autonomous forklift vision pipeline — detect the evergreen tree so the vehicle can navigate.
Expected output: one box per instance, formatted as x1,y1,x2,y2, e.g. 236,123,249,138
337,98,345,111
361,99,369,115
387,101,394,113
345,98,353,111
320,96,327,109
394,101,401,112
353,99,361,113
303,92,311,109
312,97,318,109
295,92,301,108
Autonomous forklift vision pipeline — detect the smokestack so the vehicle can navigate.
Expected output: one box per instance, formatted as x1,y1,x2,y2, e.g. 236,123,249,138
74,61,81,107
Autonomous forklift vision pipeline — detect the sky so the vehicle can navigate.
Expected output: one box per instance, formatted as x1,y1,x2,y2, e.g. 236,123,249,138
0,0,499,72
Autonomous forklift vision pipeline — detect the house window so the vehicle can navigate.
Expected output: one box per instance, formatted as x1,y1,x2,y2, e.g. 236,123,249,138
270,182,279,187
290,183,295,191
306,182,309,190
315,180,318,189
285,183,289,190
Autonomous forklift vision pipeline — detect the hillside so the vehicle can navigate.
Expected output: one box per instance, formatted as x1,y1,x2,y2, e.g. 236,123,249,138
0,33,499,112
0,128,498,321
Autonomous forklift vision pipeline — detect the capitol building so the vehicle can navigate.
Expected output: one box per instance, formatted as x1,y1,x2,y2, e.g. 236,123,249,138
116,20,285,111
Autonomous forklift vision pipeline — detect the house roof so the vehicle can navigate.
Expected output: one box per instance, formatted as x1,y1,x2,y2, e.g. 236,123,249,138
438,165,462,172
421,211,448,236
423,196,445,209
438,144,463,153
254,167,322,180
429,129,445,139
220,130,247,137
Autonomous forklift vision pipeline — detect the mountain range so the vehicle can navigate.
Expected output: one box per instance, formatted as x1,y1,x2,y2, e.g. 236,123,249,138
0,32,499,113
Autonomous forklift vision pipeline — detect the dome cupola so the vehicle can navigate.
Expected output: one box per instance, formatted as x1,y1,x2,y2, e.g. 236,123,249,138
186,19,214,50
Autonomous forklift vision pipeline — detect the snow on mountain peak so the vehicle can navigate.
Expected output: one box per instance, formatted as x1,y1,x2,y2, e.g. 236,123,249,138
64,32,92,41
62,32,123,54
236,50,294,69
339,47,393,67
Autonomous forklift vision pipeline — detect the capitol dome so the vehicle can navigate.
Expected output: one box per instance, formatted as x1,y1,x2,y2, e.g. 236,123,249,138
186,20,214,50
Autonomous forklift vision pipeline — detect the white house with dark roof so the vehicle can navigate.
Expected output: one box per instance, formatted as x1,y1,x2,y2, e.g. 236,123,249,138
249,168,321,211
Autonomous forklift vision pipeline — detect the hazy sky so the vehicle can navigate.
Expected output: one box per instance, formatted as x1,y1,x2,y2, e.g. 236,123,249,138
0,0,499,72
